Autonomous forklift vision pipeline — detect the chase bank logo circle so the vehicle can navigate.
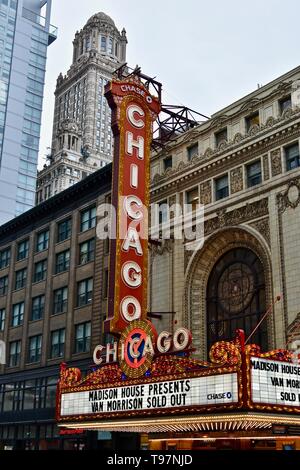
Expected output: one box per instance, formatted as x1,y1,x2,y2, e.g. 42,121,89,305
124,327,148,369
119,320,157,379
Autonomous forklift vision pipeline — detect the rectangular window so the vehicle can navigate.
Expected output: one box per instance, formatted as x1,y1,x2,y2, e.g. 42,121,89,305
27,78,43,95
215,128,228,147
57,219,71,243
285,143,300,171
215,175,229,200
158,200,168,225
50,329,65,359
79,239,95,265
28,335,42,363
186,187,199,212
0,308,5,331
247,160,262,187
12,302,24,327
23,118,41,135
108,37,113,54
77,278,93,307
9,341,21,367
31,295,45,321
53,287,68,315
25,91,43,108
187,143,199,161
15,268,27,290
75,322,91,353
245,112,260,132
80,206,96,232
0,275,8,295
55,250,70,274
100,36,106,52
0,247,10,269
279,95,292,114
36,230,49,252
17,239,29,261
33,260,47,283
163,156,173,171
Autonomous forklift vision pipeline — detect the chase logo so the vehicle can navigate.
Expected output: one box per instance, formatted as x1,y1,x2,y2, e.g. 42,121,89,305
207,392,232,400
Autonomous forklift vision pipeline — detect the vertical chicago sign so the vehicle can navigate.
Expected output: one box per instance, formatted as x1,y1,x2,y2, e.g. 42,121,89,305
104,78,161,376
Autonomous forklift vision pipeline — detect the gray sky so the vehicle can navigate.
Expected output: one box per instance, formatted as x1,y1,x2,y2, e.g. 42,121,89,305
39,0,300,167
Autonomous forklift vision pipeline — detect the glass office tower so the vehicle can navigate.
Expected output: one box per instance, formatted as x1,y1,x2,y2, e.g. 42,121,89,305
0,0,56,225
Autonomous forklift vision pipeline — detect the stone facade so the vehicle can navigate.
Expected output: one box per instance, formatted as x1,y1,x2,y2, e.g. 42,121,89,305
36,12,127,204
150,65,300,359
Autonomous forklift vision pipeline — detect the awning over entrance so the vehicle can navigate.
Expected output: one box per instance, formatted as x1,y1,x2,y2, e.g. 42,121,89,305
58,411,300,434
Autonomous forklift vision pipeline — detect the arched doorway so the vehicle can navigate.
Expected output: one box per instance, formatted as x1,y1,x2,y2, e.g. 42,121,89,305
206,247,267,352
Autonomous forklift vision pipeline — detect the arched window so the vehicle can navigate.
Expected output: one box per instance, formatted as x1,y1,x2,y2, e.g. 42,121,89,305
206,247,267,352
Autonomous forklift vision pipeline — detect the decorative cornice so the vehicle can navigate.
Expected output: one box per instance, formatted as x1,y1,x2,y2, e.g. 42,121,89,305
204,199,269,236
151,109,300,194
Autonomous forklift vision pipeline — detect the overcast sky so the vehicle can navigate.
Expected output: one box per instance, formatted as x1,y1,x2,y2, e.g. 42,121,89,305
39,0,300,167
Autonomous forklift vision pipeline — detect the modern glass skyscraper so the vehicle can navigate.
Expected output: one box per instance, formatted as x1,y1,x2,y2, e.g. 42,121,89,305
0,0,56,225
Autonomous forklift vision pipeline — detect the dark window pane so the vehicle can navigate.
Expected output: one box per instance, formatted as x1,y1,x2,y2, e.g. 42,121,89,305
215,128,228,147
187,143,198,161
57,219,71,242
163,156,172,170
215,175,229,200
285,143,300,171
247,161,262,187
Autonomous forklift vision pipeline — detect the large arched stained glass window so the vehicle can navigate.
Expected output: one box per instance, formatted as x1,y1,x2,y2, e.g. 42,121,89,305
206,247,267,353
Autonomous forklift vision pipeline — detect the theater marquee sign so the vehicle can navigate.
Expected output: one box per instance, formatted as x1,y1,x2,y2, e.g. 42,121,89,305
60,374,239,417
56,76,300,432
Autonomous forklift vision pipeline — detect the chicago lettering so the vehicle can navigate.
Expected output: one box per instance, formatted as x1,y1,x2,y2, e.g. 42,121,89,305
119,103,146,325
93,327,192,366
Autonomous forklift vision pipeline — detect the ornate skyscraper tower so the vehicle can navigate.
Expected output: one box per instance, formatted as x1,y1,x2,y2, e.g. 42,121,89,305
36,12,127,203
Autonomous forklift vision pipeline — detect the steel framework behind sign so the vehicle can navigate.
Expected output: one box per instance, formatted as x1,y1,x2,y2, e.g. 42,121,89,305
113,63,209,150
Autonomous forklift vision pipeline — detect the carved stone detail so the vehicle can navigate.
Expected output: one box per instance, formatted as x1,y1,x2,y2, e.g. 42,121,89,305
230,166,243,193
150,239,173,257
233,132,243,143
204,198,268,235
184,250,193,272
204,147,213,158
271,148,282,177
265,116,276,127
248,124,260,136
277,178,300,213
248,217,271,246
263,155,270,180
200,180,212,205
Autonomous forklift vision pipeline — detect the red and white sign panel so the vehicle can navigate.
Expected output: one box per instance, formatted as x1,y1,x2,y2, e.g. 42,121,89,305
104,80,160,335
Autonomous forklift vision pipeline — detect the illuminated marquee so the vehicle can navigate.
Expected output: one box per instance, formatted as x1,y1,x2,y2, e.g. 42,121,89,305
56,330,300,428
104,79,160,337
60,374,239,417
